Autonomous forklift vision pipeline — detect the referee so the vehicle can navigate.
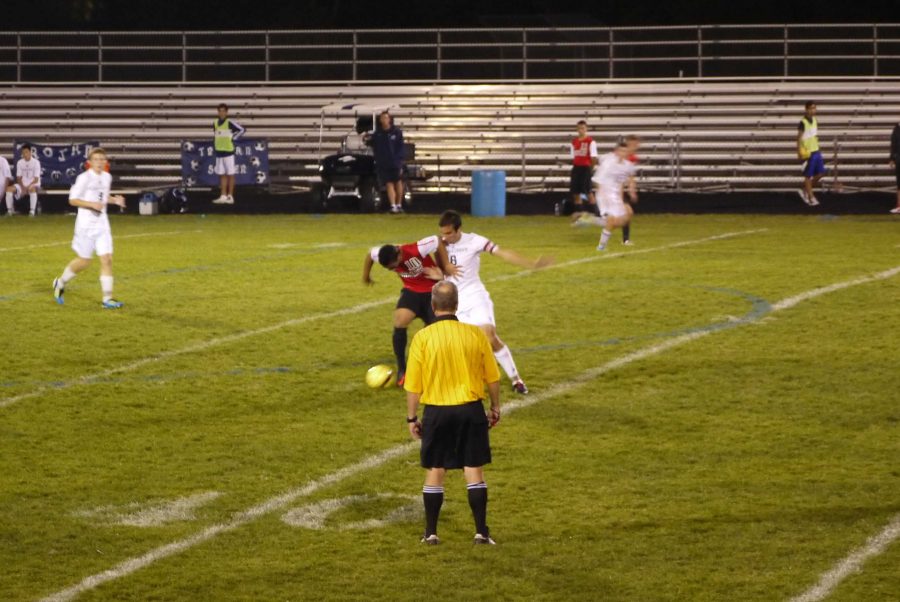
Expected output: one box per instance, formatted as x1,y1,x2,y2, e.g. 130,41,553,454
404,281,501,545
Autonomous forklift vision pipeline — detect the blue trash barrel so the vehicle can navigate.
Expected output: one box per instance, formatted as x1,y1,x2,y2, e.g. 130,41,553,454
471,170,506,217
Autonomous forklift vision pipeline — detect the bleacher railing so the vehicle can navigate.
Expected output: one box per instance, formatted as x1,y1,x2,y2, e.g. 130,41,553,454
2,24,899,82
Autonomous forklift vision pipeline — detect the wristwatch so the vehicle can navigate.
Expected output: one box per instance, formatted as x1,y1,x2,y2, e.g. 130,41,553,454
406,416,418,423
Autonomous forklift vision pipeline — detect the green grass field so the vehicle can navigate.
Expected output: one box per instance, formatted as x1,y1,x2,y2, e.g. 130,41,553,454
1,212,898,602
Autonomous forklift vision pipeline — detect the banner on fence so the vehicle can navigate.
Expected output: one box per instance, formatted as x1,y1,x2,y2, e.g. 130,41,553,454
180,139,269,188
13,141,99,188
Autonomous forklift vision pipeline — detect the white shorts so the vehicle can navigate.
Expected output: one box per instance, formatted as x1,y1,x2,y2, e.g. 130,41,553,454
13,183,39,199
599,191,628,218
72,224,113,259
456,291,496,327
214,156,236,176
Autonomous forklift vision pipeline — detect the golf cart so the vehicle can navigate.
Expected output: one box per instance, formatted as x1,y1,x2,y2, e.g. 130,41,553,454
313,102,415,213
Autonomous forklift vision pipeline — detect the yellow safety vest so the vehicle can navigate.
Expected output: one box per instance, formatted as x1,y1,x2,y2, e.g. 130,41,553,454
214,119,234,153
800,117,819,157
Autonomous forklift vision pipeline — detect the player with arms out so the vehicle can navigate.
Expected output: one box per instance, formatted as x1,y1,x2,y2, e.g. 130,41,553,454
363,235,457,386
437,210,552,394
574,136,641,251
52,148,126,309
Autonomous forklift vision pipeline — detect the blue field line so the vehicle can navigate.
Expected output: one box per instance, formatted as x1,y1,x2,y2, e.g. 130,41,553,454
0,244,360,303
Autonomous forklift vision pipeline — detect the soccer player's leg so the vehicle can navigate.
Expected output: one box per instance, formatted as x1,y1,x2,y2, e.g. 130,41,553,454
55,230,97,304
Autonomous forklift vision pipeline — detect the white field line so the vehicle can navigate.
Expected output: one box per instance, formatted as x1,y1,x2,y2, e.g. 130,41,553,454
0,230,202,253
2,229,759,411
39,263,900,602
789,513,900,602
492,229,768,281
73,492,222,528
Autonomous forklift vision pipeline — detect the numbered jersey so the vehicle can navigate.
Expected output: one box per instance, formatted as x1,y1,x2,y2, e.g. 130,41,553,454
444,232,497,301
370,235,440,293
69,169,113,228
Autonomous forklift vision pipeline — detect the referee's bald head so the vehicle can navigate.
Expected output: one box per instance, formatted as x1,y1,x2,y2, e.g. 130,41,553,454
431,281,458,313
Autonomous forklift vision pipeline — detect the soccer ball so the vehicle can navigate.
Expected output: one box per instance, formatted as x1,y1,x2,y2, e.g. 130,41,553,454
51,170,62,182
250,156,261,168
65,167,76,178
190,159,201,172
182,141,195,152
365,364,395,388
254,141,266,152
255,171,267,184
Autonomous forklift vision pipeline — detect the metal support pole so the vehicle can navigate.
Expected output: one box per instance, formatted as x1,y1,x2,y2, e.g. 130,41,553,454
265,31,270,82
608,29,614,78
98,33,103,82
697,27,702,77
182,32,187,82
16,33,21,83
522,29,527,79
352,31,357,81
669,137,675,188
783,26,789,77
521,140,526,192
873,24,878,76
675,134,682,191
436,31,441,80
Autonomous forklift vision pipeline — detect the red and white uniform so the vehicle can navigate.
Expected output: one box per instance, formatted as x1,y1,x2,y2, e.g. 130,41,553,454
570,137,598,167
370,235,439,293
443,231,499,326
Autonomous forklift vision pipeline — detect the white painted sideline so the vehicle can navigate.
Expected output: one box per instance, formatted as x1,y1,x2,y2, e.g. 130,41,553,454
73,492,222,528
1,229,762,411
0,230,201,253
39,263,900,602
789,513,900,602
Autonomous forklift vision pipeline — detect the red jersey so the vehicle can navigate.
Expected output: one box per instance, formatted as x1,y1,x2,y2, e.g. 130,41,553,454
370,235,440,293
571,136,597,167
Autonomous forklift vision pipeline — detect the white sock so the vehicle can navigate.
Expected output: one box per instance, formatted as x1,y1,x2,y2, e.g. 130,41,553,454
5,192,12,211
60,267,77,284
100,275,113,302
493,344,521,382
29,193,37,213
599,229,612,247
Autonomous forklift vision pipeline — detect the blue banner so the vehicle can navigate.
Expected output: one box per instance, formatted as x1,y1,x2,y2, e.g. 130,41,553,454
180,139,269,188
14,141,99,188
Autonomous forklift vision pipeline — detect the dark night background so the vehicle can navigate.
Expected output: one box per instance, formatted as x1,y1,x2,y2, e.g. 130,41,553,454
5,0,892,29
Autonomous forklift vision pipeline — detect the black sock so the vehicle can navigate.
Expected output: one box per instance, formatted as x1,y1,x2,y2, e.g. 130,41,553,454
393,328,408,374
467,482,489,536
422,486,444,537
622,223,630,242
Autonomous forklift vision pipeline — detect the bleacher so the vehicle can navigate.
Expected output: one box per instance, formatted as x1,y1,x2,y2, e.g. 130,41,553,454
0,79,898,195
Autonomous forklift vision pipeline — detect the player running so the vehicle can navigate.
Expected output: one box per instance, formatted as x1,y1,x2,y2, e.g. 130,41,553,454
363,235,457,387
437,210,552,394
52,148,126,309
572,136,641,251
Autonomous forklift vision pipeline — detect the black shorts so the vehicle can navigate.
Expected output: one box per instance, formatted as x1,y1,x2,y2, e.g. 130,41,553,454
420,401,492,469
569,165,593,195
378,167,403,185
397,288,435,324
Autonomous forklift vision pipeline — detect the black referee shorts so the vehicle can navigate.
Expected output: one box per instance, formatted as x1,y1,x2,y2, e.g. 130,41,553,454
420,401,492,469
569,165,593,196
397,288,435,324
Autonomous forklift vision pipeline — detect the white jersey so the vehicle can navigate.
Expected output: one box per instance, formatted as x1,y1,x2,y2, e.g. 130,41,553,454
592,152,636,198
70,169,114,229
16,157,41,187
0,157,11,184
444,231,498,306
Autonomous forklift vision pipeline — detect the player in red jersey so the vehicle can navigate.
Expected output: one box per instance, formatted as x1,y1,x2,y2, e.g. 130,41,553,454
362,235,457,386
569,120,599,215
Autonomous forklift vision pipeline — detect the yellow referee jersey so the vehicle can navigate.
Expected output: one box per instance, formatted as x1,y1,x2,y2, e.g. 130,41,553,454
404,316,501,406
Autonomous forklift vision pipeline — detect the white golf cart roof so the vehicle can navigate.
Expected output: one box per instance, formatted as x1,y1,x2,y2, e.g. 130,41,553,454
319,102,400,114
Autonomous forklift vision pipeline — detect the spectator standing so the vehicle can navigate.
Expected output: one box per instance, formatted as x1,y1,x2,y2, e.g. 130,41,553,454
367,111,405,214
212,103,245,205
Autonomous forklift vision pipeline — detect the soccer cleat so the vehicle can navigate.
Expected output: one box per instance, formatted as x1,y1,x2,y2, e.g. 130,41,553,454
52,278,65,305
797,189,811,205
5,210,16,217
512,380,529,395
396,372,406,388
212,195,233,205
390,205,402,214
420,534,441,545
623,239,634,246
226,195,235,203
101,299,124,309
808,195,820,206
596,243,607,251
28,212,36,217
473,533,496,545
890,206,900,214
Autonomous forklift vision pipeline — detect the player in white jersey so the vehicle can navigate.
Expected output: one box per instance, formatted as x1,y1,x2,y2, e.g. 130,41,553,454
573,135,641,250
52,148,127,309
0,155,11,215
437,210,552,394
5,145,42,216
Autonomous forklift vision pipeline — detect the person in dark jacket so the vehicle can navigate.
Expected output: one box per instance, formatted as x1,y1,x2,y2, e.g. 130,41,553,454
366,112,406,213
890,122,900,214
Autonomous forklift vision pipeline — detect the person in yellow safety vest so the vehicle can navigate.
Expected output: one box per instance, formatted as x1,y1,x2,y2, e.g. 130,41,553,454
212,103,246,205
797,101,826,207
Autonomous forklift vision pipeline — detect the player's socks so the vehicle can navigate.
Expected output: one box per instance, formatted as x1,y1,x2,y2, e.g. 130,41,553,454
60,267,77,285
100,275,114,303
393,327,408,375
422,485,444,537
598,229,612,249
493,344,520,382
5,192,13,212
622,223,630,242
29,193,37,214
467,482,489,537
